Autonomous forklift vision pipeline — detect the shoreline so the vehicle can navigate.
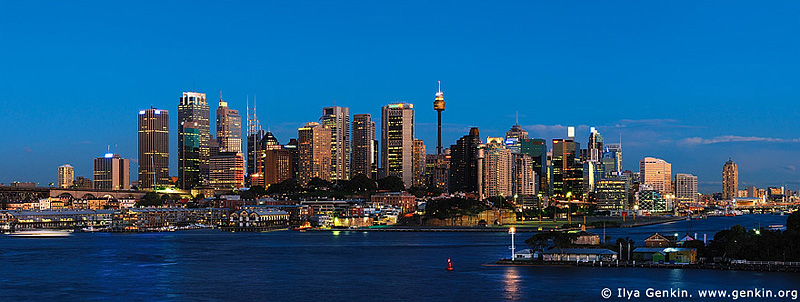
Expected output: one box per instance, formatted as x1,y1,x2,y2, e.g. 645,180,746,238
489,259,800,273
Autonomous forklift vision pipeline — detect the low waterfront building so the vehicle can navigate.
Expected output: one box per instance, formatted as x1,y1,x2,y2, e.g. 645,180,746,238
370,192,416,213
228,208,289,229
4,209,115,229
111,207,227,231
572,230,601,245
632,247,697,264
644,233,672,247
541,247,617,262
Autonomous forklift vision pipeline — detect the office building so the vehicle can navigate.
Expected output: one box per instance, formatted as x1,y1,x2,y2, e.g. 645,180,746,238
595,179,627,210
722,158,738,200
178,92,210,184
587,127,604,162
505,123,529,154
425,151,450,193
351,113,377,179
263,148,293,186
639,157,672,194
519,138,548,196
413,139,426,187
58,164,74,188
138,108,169,190
209,151,245,190
321,106,350,181
298,122,332,186
449,127,481,193
216,96,242,153
179,122,201,189
93,153,130,190
381,103,415,188
552,138,582,199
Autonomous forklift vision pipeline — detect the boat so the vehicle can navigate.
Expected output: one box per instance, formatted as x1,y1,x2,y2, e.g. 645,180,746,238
768,224,787,231
80,226,106,232
6,230,73,238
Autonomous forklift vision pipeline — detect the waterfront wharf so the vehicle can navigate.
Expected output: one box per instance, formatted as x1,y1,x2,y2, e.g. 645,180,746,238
491,259,800,273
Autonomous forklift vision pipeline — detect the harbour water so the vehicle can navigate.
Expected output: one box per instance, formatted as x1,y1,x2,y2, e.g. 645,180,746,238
1,214,797,301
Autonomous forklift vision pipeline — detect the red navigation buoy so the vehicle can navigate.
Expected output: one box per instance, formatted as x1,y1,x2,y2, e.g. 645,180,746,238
446,258,454,271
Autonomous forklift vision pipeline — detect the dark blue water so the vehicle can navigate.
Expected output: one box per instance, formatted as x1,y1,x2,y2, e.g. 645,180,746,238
1,215,797,301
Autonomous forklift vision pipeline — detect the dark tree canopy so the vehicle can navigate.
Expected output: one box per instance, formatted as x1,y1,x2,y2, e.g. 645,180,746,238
377,176,405,192
136,192,162,207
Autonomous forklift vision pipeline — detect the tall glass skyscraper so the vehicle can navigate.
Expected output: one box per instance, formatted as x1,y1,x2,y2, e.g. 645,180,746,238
178,92,210,188
321,106,350,181
449,127,481,193
381,103,415,188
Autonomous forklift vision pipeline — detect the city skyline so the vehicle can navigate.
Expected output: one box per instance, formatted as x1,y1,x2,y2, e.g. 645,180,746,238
3,1,800,192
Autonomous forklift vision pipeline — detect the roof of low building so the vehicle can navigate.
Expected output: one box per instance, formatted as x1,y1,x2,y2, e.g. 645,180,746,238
543,247,617,255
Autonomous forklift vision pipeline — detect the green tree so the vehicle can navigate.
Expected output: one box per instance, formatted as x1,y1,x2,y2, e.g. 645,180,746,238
343,174,377,193
307,178,332,191
136,192,162,207
787,211,800,233
377,176,405,191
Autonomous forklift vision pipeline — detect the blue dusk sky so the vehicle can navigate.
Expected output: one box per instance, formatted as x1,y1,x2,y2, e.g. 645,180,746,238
1,1,799,193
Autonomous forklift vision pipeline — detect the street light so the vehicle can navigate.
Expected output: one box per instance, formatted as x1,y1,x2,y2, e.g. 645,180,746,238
509,227,517,261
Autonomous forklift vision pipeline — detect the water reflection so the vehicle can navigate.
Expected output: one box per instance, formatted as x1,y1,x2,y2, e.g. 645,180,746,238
503,267,520,301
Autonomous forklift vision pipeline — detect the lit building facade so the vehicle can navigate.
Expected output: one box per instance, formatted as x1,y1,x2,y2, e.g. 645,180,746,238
413,139,426,187
425,152,450,193
722,158,738,200
179,122,201,189
674,173,698,204
519,138,547,196
595,179,627,210
505,124,529,154
93,154,130,190
511,153,536,197
209,151,245,190
321,106,350,181
351,113,377,179
482,137,512,197
138,108,169,190
178,92,210,184
381,103,415,188
216,97,242,153
58,164,74,188
552,138,582,199
298,122,332,186
263,148,293,186
639,157,672,194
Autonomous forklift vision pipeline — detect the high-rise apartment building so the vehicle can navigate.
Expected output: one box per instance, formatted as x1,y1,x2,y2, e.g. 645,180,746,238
298,122,332,186
639,157,672,194
675,173,698,204
449,127,481,193
482,137,512,197
216,96,242,153
138,108,169,190
58,164,74,188
351,114,376,179
587,127,604,162
321,106,350,181
381,103,415,188
505,124,529,154
93,153,130,190
722,158,738,200
425,151,450,193
209,151,244,190
178,92,210,185
511,153,536,197
413,139,426,187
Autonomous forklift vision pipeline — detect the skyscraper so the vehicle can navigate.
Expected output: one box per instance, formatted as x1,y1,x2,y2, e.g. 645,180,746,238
587,127,604,162
413,139,427,187
425,151,450,193
505,122,529,154
482,137,512,197
552,138,582,199
216,95,242,153
675,173,698,204
298,122,332,186
601,144,623,178
381,103,415,188
93,153,130,190
321,106,350,181
178,92,210,185
138,108,169,190
519,138,547,196
58,164,74,188
639,157,672,194
351,114,376,179
722,158,738,200
449,127,481,193
246,97,266,184
179,122,201,189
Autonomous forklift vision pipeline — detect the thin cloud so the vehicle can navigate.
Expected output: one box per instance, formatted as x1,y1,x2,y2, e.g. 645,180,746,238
680,135,800,145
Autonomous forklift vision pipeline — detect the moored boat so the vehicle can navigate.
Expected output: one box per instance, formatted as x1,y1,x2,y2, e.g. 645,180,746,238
5,230,73,238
